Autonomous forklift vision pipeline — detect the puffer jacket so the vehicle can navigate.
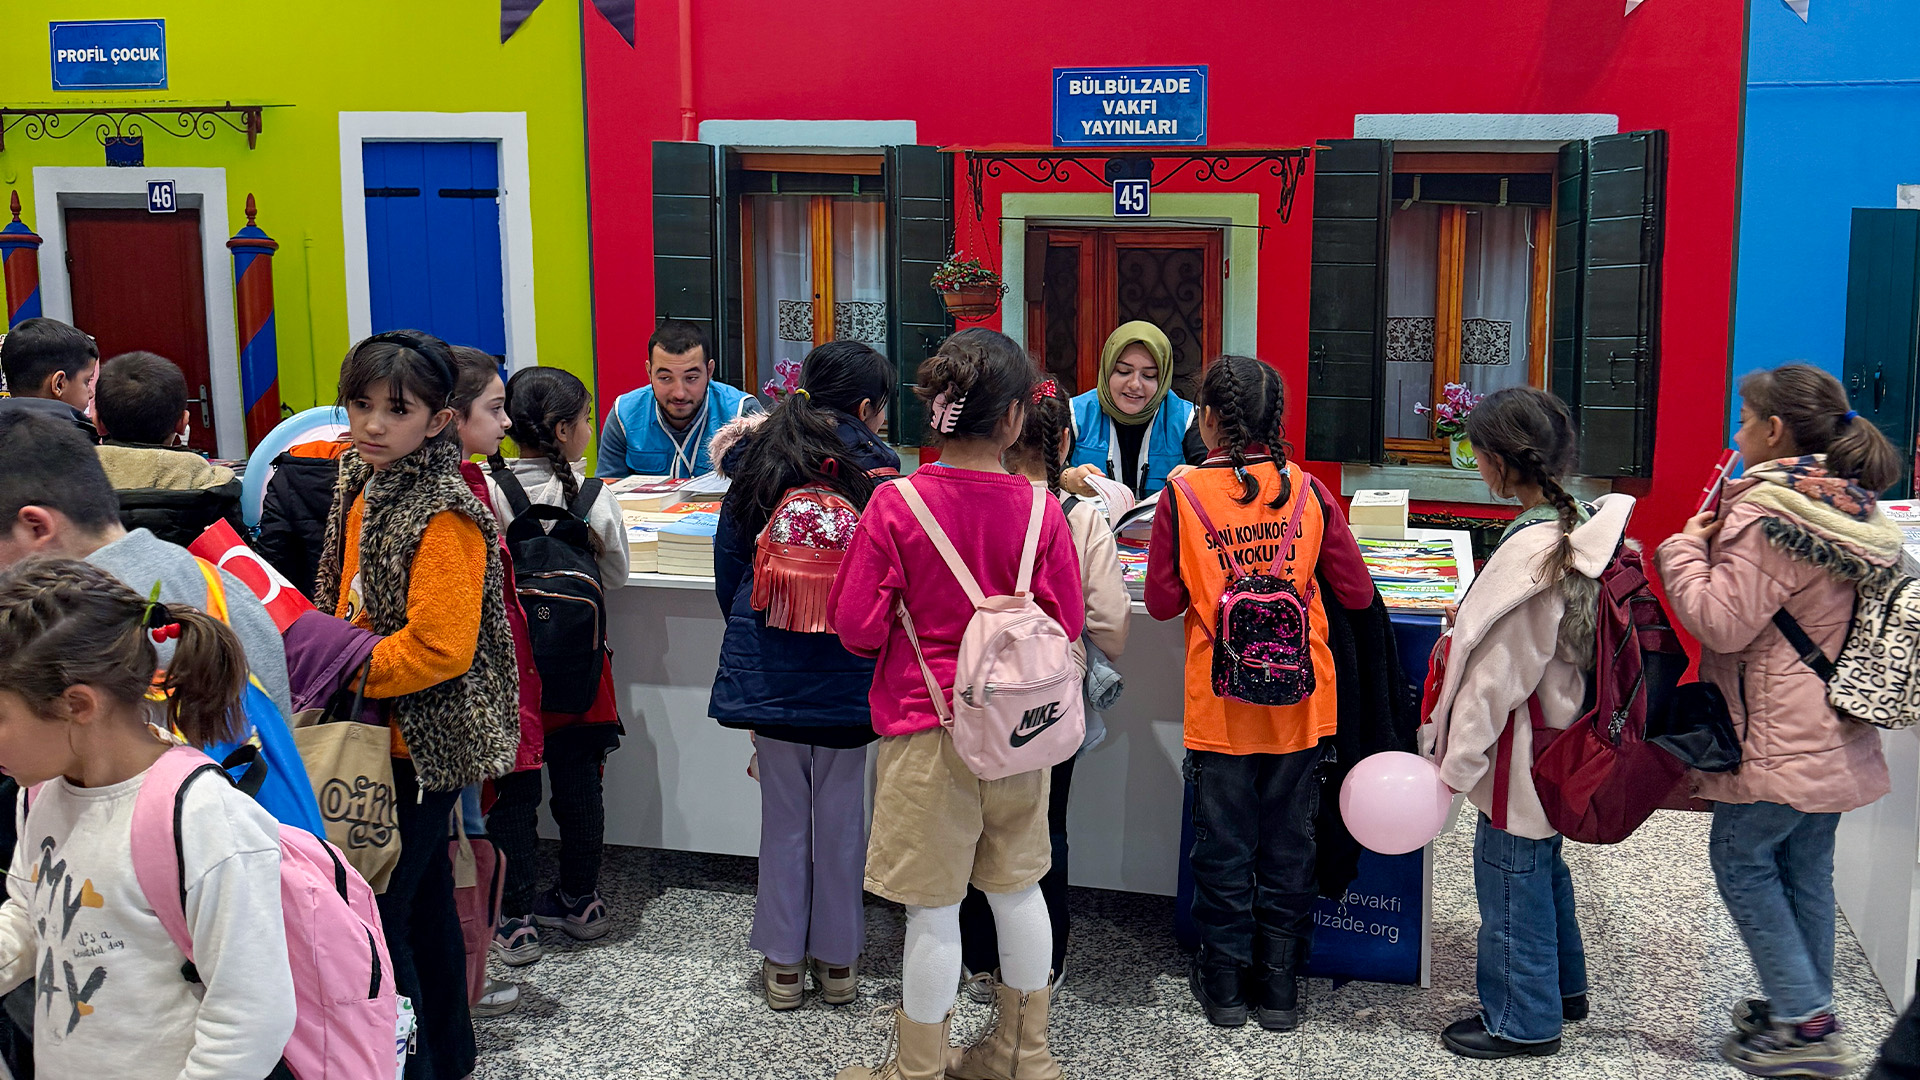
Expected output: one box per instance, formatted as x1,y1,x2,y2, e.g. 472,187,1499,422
1424,493,1633,840
1655,461,1898,813
257,438,348,597
708,410,899,748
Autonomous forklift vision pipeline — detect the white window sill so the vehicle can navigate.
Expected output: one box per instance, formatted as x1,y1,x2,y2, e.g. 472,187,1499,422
1340,463,1612,507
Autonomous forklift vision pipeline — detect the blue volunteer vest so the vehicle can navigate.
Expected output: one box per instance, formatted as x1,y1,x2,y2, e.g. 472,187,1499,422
613,381,755,478
1068,389,1196,496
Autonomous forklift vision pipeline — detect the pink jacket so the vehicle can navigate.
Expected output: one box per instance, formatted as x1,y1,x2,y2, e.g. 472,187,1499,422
1655,478,1892,814
1424,494,1633,839
829,465,1086,738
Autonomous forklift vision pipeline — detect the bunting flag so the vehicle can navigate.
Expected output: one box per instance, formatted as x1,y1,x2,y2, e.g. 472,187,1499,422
502,0,634,46
1625,0,1647,12
1782,0,1810,20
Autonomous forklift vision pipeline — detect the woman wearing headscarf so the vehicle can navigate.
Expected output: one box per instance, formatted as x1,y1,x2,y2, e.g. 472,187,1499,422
1062,321,1205,498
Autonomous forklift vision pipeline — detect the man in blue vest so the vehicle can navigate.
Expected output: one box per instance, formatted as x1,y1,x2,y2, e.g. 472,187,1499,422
598,320,761,480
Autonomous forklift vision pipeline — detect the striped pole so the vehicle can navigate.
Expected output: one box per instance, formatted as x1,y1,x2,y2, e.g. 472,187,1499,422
227,193,280,446
0,192,44,339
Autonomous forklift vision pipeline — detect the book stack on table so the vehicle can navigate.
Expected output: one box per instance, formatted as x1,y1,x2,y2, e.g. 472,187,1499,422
655,512,720,577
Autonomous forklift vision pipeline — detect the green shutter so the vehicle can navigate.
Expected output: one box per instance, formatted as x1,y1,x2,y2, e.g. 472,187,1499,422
1305,139,1391,464
1573,130,1667,478
1551,140,1587,406
885,144,954,446
1841,208,1920,499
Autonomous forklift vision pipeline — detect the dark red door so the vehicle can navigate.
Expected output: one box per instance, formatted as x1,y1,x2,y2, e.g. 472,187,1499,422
64,208,217,453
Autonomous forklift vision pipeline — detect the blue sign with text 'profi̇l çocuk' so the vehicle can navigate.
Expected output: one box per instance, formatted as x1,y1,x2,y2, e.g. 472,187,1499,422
1053,65,1207,148
50,20,168,91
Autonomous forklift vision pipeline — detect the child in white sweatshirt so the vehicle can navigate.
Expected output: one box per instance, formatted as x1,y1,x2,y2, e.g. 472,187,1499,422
0,559,294,1080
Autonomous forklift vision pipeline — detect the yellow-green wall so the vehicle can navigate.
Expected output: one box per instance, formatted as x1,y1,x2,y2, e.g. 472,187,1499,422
0,0,593,439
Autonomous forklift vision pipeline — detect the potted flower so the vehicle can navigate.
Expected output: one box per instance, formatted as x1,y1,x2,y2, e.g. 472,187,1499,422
761,357,802,402
1414,382,1485,470
930,254,1005,319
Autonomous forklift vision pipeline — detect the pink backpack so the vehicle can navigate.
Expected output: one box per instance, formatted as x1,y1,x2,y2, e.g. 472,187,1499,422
895,478,1084,781
128,745,400,1080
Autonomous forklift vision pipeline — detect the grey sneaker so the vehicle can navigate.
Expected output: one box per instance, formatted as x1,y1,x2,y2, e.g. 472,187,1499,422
763,959,805,1011
811,957,859,1007
471,978,520,1019
492,915,543,967
1721,1023,1858,1078
961,969,996,1005
1732,998,1771,1037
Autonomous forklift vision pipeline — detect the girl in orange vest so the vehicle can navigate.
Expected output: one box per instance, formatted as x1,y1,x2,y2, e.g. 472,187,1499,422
1144,355,1374,1032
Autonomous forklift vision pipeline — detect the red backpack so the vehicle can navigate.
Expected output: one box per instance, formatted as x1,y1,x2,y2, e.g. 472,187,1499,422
1491,545,1690,843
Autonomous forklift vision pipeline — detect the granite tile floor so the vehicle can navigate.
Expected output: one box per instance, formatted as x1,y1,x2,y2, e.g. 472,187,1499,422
473,809,1897,1079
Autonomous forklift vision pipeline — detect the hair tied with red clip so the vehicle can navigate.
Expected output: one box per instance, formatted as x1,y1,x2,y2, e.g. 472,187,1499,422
141,581,180,643
1032,378,1060,404
821,456,840,478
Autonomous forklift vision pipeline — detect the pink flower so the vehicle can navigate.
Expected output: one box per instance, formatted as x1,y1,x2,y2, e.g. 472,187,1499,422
1413,382,1483,436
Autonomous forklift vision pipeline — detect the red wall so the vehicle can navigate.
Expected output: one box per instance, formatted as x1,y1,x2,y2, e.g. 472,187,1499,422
584,0,1746,546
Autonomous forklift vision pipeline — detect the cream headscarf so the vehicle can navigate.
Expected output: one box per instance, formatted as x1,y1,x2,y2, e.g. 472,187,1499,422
1095,321,1173,427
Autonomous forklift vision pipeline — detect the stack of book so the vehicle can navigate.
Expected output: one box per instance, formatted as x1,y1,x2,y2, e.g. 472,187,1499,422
1356,536,1462,611
625,521,661,573
655,512,720,577
609,475,686,515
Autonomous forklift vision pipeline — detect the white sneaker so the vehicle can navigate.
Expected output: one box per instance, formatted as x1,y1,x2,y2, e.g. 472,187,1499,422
472,978,520,1019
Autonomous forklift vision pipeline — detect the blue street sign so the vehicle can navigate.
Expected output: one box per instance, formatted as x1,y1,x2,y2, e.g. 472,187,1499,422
1054,65,1207,148
1113,179,1151,218
147,180,176,214
51,20,168,91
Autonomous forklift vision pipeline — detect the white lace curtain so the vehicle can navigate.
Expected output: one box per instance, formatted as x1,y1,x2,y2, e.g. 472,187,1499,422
752,195,888,388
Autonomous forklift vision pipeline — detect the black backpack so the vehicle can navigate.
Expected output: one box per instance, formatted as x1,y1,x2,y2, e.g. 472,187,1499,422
491,465,607,714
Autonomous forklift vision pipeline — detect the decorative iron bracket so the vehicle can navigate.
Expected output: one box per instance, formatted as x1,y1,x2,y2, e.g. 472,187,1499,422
0,103,280,153
963,147,1316,225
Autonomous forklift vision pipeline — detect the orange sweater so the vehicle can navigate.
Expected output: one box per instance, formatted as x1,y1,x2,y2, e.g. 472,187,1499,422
332,494,488,754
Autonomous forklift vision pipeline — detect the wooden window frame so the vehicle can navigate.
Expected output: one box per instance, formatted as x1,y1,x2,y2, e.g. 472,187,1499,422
1384,162,1557,462
1026,226,1224,394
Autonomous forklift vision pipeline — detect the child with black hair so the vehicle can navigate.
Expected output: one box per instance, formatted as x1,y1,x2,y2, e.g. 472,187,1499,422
709,340,899,1010
0,559,295,1079
93,350,244,547
1145,355,1374,1033
958,377,1131,999
483,366,628,959
829,328,1084,1080
0,317,98,437
1426,386,1638,1060
314,330,519,1080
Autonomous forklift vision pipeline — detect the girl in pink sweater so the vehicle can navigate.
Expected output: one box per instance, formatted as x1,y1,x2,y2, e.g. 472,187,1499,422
829,329,1084,1080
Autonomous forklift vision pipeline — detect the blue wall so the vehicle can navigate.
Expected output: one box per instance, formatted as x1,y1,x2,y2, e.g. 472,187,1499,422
1731,0,1920,428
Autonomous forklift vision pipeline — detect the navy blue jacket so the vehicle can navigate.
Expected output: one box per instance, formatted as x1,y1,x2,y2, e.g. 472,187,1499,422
708,414,899,748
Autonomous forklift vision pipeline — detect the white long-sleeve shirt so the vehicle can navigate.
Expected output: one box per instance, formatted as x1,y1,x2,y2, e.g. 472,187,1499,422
0,763,296,1080
485,457,631,588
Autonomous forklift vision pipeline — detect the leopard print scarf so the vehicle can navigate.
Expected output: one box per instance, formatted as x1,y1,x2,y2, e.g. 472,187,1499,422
316,437,519,791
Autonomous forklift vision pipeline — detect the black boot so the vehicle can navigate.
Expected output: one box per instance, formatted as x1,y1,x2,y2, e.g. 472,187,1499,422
1188,955,1248,1028
1254,937,1300,1032
1442,1017,1561,1059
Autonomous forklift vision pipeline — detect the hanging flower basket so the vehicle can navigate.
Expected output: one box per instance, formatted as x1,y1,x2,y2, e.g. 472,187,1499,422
931,254,1005,320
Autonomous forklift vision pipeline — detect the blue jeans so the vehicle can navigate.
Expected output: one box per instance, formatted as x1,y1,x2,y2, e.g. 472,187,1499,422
1474,817,1587,1043
1710,801,1839,1024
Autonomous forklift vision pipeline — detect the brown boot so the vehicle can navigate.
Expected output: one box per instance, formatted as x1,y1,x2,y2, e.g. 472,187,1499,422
948,978,1062,1080
833,1008,951,1080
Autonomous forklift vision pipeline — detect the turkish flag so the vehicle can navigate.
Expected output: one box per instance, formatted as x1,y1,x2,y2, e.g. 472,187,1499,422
189,519,315,633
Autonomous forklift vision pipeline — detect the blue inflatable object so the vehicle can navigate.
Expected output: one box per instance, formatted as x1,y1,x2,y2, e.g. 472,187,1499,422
204,679,325,837
242,406,348,528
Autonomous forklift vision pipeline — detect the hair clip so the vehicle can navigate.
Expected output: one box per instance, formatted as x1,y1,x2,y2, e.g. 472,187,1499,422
821,456,840,478
149,622,181,644
930,391,968,435
139,581,168,629
1032,379,1059,404
1844,410,1859,423
793,387,812,402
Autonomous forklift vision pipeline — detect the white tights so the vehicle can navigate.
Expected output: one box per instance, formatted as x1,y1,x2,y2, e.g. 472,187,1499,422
901,884,1051,1024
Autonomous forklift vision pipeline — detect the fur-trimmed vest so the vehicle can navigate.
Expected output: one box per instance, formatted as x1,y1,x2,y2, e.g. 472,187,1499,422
315,438,519,791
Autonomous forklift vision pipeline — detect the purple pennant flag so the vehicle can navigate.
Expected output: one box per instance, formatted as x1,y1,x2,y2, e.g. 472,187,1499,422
502,0,634,45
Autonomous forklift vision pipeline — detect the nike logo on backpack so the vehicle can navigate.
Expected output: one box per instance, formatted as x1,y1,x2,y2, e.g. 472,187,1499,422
1009,702,1064,748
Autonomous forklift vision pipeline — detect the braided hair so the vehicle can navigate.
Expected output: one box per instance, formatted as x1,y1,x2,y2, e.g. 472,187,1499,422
1198,355,1290,508
496,367,600,553
1007,380,1074,492
0,559,247,750
1464,387,1582,579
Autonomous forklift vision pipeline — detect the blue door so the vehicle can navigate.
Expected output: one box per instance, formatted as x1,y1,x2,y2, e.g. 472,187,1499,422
363,141,507,359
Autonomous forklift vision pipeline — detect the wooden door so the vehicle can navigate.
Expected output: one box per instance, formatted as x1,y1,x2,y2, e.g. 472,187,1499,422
64,207,216,453
1028,227,1223,403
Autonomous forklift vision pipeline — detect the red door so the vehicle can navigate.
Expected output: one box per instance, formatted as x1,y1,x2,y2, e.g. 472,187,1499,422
64,208,217,453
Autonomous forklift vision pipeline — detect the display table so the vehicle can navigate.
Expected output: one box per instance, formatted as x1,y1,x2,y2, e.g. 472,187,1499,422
1835,728,1920,1008
579,528,1471,986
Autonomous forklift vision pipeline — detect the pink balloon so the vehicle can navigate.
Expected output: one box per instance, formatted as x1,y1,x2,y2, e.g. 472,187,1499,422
1339,751,1454,856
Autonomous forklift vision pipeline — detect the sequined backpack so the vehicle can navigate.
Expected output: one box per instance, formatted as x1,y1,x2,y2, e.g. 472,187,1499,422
751,473,894,632
1171,470,1318,707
